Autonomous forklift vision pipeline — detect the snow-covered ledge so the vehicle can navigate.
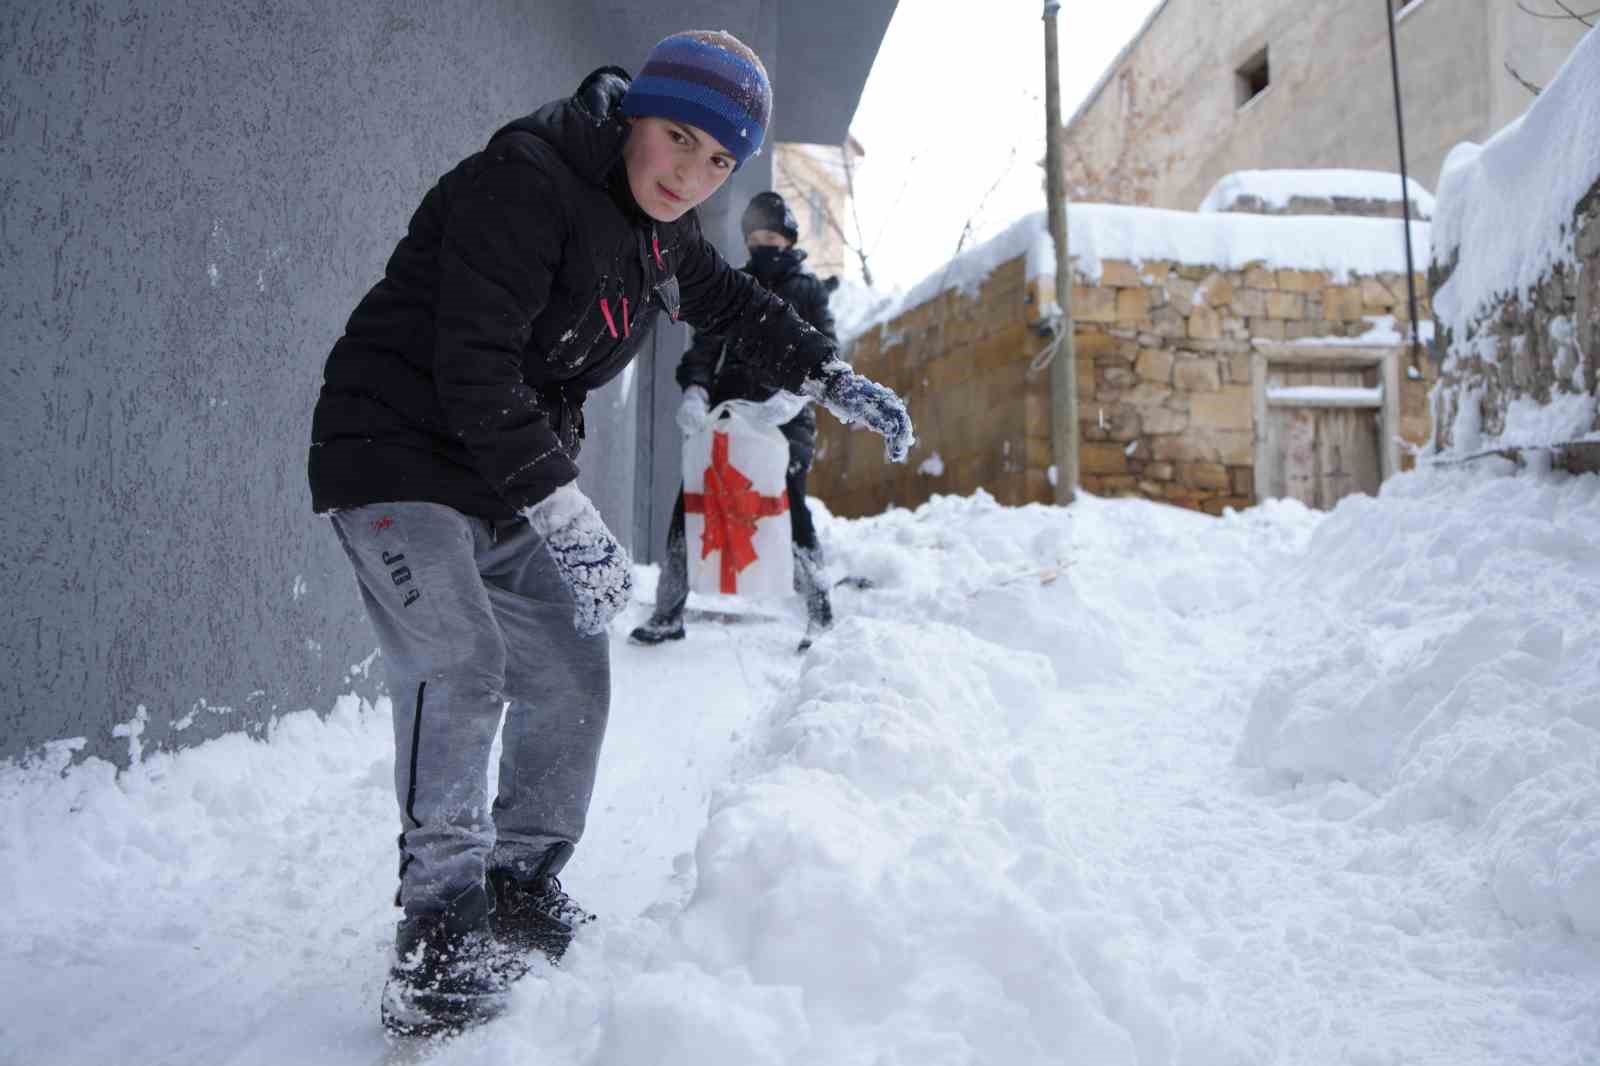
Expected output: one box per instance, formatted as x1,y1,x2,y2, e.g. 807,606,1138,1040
1429,27,1600,454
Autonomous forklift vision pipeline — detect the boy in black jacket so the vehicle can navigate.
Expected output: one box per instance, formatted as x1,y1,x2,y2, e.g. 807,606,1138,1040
630,191,839,651
308,31,913,1036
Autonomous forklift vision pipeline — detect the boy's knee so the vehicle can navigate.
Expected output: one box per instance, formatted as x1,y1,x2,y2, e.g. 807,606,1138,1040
422,634,508,695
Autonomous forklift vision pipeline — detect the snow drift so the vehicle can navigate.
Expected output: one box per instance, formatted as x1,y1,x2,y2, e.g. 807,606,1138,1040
6,467,1600,1065
1236,464,1600,938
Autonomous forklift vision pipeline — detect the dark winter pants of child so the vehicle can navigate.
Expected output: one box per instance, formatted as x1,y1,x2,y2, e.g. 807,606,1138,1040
330,502,609,919
653,454,829,622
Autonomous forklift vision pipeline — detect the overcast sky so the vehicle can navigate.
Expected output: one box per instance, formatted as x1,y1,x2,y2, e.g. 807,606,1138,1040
844,0,1165,291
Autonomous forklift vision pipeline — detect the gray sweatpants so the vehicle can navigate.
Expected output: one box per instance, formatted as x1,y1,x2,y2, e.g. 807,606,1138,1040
330,502,610,917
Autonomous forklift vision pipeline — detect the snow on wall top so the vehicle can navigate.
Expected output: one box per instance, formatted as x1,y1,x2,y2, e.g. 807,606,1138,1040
891,211,1059,322
1198,169,1436,218
1069,204,1428,287
852,205,1429,341
1430,25,1600,339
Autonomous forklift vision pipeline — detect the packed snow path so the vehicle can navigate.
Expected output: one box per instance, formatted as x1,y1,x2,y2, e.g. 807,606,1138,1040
6,464,1599,1065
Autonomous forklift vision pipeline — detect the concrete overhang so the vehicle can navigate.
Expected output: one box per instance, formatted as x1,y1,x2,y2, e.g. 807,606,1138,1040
771,0,898,144
595,1,896,147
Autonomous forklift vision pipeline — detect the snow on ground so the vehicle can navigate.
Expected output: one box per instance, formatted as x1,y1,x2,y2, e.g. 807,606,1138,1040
1197,170,1435,219
6,465,1600,1065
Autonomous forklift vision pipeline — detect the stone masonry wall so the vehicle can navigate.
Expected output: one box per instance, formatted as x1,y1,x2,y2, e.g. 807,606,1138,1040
813,257,1051,518
1218,194,1428,220
814,255,1437,518
1071,260,1436,511
1430,183,1600,448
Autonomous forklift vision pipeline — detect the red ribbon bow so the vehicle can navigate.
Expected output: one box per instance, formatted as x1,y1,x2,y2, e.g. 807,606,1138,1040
683,431,789,593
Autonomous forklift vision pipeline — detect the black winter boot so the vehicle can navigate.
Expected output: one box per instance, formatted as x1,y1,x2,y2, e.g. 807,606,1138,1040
380,884,528,1038
488,842,596,961
629,613,685,645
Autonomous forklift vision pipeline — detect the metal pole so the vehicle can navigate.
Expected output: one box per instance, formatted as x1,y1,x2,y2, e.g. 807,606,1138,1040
1043,0,1079,503
1384,0,1425,371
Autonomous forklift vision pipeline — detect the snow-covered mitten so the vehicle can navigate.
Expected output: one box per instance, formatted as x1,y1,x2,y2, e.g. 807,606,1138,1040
802,359,915,462
675,385,711,435
522,483,634,635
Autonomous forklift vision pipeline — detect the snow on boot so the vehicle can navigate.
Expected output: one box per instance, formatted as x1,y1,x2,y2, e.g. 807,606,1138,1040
488,842,595,961
628,613,685,645
797,590,834,653
380,886,527,1038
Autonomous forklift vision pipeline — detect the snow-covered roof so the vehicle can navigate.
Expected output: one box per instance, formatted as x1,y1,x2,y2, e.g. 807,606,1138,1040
1199,169,1436,218
850,204,1430,340
1431,25,1600,339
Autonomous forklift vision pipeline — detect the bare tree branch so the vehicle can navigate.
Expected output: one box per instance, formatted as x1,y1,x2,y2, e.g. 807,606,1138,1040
930,149,1021,308
776,148,878,286
1503,60,1545,95
1549,0,1597,25
950,148,1019,260
838,141,879,288
1515,0,1597,24
865,157,920,255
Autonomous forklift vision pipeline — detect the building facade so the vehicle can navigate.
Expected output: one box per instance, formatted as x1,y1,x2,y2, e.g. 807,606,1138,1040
772,138,867,282
1059,0,1589,210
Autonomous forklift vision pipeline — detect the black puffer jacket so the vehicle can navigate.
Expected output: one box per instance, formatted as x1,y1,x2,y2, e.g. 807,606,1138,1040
676,245,836,456
309,68,835,519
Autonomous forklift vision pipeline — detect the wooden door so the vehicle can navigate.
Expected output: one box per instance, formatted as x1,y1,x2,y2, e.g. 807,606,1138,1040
1261,363,1383,510
1265,406,1382,508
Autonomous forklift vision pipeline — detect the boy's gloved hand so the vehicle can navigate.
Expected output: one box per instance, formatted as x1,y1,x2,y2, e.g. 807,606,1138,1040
521,483,634,635
675,386,711,436
802,359,915,462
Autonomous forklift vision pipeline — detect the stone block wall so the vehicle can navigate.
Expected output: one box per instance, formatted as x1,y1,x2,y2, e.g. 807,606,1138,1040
1071,260,1436,511
813,257,1051,517
815,253,1437,518
1430,183,1600,447
1217,194,1427,220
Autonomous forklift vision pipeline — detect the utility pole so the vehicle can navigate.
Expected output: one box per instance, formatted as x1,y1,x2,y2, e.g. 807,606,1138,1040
1383,0,1424,374
1043,0,1079,503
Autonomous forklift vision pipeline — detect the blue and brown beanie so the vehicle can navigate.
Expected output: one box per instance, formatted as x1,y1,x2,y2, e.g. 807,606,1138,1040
620,30,772,169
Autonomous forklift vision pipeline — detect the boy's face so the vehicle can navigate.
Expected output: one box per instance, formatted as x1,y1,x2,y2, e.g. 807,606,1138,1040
745,228,791,250
622,117,737,222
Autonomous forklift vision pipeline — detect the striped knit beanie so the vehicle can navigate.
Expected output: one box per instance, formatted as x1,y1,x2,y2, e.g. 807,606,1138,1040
620,30,772,170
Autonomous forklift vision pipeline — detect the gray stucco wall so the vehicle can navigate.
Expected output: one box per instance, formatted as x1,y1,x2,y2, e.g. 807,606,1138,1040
3,0,889,766
1,1,602,765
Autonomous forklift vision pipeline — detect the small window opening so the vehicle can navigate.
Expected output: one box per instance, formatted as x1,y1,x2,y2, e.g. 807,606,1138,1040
1235,47,1269,108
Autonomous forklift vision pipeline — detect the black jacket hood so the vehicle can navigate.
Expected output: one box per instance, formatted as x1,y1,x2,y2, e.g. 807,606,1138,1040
492,66,633,187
